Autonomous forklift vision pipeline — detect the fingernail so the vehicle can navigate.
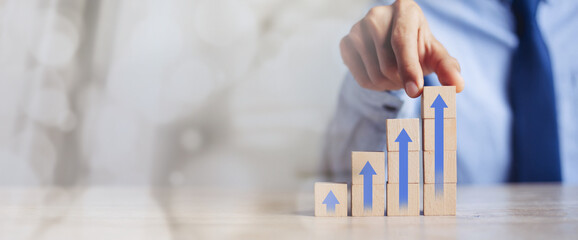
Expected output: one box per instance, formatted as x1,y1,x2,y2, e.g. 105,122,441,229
405,81,419,97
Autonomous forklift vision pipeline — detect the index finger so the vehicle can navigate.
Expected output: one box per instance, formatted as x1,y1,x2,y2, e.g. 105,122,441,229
390,1,424,98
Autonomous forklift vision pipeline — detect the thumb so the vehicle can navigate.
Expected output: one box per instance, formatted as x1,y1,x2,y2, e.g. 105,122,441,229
426,39,465,93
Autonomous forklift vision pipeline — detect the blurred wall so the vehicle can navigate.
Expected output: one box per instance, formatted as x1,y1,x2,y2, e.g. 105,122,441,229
0,0,371,190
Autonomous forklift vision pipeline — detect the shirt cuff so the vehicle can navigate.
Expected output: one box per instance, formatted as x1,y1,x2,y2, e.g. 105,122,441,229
341,72,406,124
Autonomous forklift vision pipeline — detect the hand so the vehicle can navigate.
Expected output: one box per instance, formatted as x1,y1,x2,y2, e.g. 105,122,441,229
339,0,464,98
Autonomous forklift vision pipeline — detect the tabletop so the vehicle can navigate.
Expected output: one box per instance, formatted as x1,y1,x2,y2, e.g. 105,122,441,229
1,184,577,240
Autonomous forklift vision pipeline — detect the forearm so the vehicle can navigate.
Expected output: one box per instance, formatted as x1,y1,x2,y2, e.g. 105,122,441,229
320,72,419,182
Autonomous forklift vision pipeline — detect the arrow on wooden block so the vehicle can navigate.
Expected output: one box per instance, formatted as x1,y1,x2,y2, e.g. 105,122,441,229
322,190,339,213
395,128,412,208
431,94,448,195
360,161,376,210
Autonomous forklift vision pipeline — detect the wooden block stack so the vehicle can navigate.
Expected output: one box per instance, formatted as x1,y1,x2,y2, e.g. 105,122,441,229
385,119,420,216
351,151,385,216
314,182,348,217
315,86,459,217
422,86,457,216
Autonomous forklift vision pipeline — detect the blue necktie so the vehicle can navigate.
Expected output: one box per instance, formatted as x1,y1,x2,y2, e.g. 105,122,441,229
509,0,561,182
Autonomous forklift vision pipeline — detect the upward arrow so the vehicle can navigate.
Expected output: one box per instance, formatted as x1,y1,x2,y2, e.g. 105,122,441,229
431,94,447,195
360,161,376,210
322,190,340,213
395,129,412,208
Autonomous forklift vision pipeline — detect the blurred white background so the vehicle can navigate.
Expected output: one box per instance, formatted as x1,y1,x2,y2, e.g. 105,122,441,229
0,0,372,190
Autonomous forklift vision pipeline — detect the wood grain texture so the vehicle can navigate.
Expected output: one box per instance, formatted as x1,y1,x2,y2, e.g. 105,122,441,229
386,118,421,152
387,151,420,184
351,151,385,185
314,182,348,217
386,183,420,216
0,185,577,239
421,86,456,119
423,183,457,216
351,184,385,216
423,118,457,151
423,151,457,184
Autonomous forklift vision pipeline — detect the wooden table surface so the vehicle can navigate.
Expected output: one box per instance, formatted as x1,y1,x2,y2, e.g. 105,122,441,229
1,184,577,239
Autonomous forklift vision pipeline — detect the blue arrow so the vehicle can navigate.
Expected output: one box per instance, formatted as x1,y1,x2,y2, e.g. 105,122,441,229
395,128,412,208
431,94,448,195
360,161,376,210
322,190,339,213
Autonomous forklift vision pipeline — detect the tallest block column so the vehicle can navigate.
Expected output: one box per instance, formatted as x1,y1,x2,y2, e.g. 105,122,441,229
422,86,457,216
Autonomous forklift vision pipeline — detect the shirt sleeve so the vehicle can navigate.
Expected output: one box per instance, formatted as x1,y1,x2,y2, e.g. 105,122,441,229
319,72,420,182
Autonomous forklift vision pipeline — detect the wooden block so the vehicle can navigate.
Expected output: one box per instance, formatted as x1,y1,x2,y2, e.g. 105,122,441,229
423,183,456,216
314,182,348,217
423,118,457,151
351,184,385,216
387,151,420,184
352,151,385,185
386,118,420,152
386,183,420,216
423,151,457,184
421,86,456,119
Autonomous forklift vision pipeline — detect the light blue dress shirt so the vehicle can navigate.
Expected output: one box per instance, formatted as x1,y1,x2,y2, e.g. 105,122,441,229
322,0,578,184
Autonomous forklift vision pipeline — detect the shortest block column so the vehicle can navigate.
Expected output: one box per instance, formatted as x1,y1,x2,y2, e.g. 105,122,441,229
315,182,348,217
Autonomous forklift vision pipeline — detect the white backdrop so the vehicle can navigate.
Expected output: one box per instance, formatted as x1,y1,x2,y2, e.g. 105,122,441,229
0,0,371,190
